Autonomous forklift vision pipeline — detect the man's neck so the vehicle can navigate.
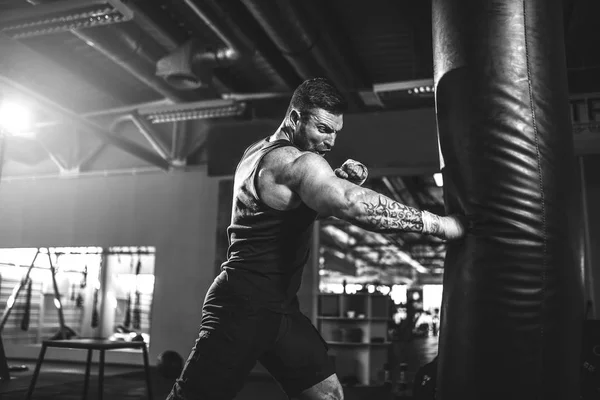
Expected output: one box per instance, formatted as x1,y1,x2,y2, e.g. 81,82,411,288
270,123,294,143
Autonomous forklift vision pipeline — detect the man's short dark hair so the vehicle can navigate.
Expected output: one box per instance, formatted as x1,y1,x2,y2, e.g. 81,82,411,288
288,78,348,117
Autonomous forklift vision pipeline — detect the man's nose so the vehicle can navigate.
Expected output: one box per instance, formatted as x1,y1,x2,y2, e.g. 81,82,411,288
325,133,336,149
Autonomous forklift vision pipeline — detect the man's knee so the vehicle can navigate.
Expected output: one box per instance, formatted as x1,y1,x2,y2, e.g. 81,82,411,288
297,375,344,400
329,383,344,400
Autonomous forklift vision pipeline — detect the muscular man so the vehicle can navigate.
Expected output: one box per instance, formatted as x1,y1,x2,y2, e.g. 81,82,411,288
167,78,465,400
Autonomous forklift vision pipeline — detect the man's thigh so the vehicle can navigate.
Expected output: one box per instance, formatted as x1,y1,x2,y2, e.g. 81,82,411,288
167,283,280,400
259,312,336,399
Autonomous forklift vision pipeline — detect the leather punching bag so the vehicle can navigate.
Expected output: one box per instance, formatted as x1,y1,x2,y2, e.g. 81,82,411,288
432,1,584,399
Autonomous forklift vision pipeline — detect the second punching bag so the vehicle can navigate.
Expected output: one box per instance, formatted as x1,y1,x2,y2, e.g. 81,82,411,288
432,1,584,399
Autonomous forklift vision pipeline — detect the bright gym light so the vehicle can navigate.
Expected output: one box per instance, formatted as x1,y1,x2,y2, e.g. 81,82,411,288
433,172,443,187
0,100,34,136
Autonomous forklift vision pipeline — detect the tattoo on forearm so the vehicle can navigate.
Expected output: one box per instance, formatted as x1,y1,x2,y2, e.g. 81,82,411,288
361,196,423,232
429,214,441,235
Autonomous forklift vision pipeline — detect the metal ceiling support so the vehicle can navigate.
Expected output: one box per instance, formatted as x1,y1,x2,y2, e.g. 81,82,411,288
21,0,187,102
37,140,69,173
129,113,171,161
71,27,186,103
183,0,252,64
122,0,231,95
184,0,300,90
171,121,187,165
35,99,174,129
113,113,171,162
137,98,246,123
75,112,172,171
81,99,175,119
114,0,179,53
187,138,208,160
75,142,107,171
0,76,171,170
37,97,248,128
240,0,366,108
1,0,132,38
0,27,117,111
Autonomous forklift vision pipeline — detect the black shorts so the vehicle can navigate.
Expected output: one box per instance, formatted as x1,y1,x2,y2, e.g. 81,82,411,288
166,279,335,400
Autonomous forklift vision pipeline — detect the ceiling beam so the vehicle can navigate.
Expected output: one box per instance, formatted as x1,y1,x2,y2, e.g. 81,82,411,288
75,142,107,172
37,140,69,173
0,75,170,170
0,33,171,169
127,113,171,161
0,0,131,32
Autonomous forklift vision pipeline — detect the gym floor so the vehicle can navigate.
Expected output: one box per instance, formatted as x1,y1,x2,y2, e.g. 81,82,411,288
0,337,438,399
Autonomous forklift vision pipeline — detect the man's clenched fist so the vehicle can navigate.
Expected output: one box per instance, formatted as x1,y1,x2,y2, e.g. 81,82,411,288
334,159,368,186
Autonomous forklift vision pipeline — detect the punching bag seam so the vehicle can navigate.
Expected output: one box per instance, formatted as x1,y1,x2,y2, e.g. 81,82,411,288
521,0,548,393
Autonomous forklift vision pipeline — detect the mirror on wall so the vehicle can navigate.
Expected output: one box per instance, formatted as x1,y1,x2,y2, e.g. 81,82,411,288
0,246,156,348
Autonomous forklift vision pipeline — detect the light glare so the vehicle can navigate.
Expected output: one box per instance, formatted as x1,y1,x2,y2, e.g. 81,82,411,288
433,173,443,187
0,101,33,136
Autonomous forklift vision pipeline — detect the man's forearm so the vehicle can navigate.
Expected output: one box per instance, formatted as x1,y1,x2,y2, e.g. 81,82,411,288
342,187,442,236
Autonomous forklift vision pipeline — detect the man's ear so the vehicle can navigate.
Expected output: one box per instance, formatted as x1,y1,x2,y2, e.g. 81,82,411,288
289,109,300,127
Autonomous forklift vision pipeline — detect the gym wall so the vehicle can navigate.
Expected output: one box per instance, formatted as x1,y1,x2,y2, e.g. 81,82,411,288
0,168,219,365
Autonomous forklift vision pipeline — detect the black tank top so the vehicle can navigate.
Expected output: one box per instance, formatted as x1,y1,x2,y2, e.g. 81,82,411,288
219,137,318,312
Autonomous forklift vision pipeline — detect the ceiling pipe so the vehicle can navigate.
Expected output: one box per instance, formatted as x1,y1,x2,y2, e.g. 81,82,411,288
115,0,180,53
119,0,230,95
180,0,300,90
71,27,187,103
23,0,187,102
157,0,299,92
156,0,256,90
182,0,251,65
240,0,367,109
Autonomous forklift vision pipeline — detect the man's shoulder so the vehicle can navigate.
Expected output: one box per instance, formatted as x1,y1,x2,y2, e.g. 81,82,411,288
258,146,318,187
253,144,307,208
261,144,303,171
263,146,330,175
266,151,334,195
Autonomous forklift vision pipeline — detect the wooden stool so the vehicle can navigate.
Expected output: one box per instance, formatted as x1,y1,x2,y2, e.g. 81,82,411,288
25,338,153,400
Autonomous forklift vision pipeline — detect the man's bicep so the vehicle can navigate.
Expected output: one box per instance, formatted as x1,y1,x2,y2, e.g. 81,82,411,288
284,154,351,217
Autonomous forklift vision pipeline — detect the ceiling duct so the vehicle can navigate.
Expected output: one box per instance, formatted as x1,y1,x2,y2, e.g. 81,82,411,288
156,39,225,91
240,0,367,109
18,0,190,102
0,0,132,39
71,24,188,102
156,0,257,91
